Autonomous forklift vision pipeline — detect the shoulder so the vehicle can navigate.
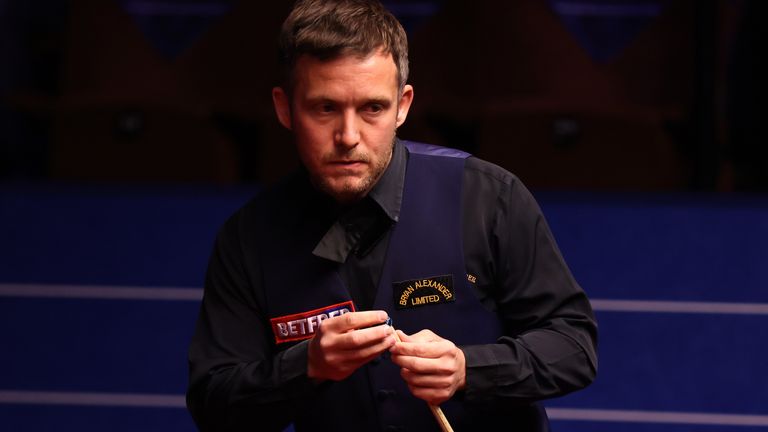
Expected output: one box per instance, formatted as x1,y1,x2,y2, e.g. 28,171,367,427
219,172,310,242
402,140,523,190
462,155,542,221
463,155,523,192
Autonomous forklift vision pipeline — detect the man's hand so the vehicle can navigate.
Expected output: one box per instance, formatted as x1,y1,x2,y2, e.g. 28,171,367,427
307,310,396,381
389,329,466,405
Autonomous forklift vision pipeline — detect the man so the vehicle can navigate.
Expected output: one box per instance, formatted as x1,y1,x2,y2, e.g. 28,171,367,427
187,1,597,431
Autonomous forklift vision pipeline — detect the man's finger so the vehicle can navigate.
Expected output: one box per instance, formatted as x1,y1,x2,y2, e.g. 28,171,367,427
403,329,439,342
335,324,395,350
322,310,389,332
400,368,453,387
391,354,451,374
346,336,397,363
390,339,449,358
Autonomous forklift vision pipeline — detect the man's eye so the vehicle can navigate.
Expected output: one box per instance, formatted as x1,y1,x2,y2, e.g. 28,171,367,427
366,104,384,113
318,103,334,113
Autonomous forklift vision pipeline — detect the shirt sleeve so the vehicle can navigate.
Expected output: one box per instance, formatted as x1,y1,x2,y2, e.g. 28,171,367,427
186,209,315,432
459,167,598,406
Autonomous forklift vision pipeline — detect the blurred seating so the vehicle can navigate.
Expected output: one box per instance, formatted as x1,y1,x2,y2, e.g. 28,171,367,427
403,0,714,189
49,0,295,183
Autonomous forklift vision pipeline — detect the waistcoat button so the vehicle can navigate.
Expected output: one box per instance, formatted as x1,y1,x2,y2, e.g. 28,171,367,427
376,389,396,401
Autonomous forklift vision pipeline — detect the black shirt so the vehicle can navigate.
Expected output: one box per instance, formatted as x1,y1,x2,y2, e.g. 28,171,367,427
187,139,598,430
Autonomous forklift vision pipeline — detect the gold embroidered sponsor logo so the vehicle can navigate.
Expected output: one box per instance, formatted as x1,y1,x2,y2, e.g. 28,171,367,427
393,275,455,309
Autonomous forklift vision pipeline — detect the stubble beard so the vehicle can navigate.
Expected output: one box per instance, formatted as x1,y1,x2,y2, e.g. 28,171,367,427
314,138,395,204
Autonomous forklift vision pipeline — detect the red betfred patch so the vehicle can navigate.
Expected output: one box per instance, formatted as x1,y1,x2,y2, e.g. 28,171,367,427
270,300,356,344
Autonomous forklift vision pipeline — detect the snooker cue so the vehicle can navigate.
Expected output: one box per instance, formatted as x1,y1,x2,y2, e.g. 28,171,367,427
391,327,455,432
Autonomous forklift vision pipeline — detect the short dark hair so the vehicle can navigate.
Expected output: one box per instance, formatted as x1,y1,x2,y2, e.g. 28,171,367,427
278,0,409,91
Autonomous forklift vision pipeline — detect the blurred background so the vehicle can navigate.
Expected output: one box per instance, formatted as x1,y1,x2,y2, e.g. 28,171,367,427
1,0,767,431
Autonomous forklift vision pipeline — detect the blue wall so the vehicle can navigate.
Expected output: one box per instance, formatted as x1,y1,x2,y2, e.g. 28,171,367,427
2,184,767,431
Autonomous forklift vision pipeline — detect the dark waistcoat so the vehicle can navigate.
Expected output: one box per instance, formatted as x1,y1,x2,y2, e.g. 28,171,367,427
263,142,549,431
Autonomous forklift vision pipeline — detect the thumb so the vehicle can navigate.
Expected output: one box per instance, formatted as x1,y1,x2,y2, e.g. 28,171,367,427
395,329,411,342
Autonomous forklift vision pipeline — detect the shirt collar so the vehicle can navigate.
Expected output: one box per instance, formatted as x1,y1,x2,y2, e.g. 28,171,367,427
368,137,406,223
311,138,407,263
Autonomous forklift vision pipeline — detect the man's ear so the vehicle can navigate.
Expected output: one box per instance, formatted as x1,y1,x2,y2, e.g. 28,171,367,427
272,87,292,130
396,84,414,128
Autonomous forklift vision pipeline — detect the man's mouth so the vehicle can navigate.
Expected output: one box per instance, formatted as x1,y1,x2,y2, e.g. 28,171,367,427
328,160,366,167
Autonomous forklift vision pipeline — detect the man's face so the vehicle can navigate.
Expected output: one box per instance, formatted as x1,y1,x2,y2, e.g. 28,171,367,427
272,50,413,203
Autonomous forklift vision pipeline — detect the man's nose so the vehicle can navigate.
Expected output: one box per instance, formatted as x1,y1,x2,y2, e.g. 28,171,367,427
335,110,360,148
